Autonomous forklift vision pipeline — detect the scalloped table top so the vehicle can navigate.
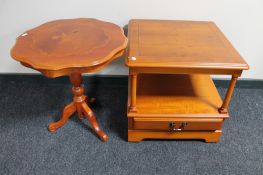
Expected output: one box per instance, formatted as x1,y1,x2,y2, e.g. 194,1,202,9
11,18,128,77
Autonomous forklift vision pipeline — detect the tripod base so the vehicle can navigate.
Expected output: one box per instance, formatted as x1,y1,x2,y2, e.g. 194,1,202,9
48,74,108,142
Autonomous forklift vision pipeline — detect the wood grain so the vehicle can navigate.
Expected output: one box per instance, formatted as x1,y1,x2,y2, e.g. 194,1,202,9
48,73,108,142
133,118,223,131
10,18,127,141
134,74,223,115
128,130,222,143
127,74,228,142
126,19,249,142
219,75,238,113
127,19,248,71
11,18,127,77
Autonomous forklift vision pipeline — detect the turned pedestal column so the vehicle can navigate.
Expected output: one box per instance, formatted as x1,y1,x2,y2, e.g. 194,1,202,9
48,74,108,141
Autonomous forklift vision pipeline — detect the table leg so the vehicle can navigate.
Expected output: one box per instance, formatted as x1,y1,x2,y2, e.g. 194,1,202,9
48,73,108,142
218,75,238,114
48,102,76,132
81,103,108,141
129,74,137,112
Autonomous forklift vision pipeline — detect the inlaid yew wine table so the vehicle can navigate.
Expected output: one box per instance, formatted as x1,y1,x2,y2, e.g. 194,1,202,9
11,18,127,142
127,19,249,142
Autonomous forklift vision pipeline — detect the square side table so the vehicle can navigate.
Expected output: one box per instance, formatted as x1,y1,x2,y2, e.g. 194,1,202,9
126,19,249,142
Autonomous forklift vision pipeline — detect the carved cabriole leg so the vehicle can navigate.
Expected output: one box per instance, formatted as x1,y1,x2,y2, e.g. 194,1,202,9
48,102,76,132
81,103,108,141
218,75,239,114
48,73,108,142
70,73,108,142
129,74,137,112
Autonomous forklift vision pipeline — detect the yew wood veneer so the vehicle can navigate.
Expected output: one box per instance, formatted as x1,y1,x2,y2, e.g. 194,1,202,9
11,18,128,142
126,19,249,142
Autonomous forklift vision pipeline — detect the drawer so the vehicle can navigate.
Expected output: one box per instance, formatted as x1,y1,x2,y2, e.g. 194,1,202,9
133,118,223,131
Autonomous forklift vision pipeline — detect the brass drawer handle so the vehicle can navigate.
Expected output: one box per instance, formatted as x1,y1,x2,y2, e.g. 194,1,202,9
169,122,187,131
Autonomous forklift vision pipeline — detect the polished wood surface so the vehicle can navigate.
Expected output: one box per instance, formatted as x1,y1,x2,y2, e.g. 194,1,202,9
132,118,223,131
127,74,229,142
127,19,249,142
127,19,248,71
127,74,228,142
21,50,124,78
129,74,137,112
11,18,128,141
218,75,238,113
11,18,128,77
48,74,108,141
128,130,222,143
135,74,223,114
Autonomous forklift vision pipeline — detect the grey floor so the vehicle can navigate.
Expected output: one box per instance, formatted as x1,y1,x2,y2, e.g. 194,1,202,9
0,75,262,175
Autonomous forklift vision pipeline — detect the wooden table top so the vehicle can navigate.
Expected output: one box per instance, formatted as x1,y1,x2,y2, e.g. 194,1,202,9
127,19,248,71
11,18,127,77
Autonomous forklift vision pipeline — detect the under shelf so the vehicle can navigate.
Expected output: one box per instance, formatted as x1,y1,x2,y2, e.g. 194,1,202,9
130,74,226,117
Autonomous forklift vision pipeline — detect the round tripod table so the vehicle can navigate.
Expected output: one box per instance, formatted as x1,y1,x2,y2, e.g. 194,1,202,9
11,18,127,142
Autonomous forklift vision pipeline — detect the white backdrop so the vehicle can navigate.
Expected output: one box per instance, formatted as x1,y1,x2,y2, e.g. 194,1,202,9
1,0,262,79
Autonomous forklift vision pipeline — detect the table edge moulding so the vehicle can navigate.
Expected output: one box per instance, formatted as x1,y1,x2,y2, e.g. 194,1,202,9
11,18,128,78
126,19,249,71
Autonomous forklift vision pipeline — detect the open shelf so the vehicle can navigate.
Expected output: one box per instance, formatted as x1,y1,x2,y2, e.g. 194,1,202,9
131,74,224,116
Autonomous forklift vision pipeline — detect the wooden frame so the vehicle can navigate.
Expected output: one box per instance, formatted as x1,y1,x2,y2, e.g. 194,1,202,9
126,19,249,142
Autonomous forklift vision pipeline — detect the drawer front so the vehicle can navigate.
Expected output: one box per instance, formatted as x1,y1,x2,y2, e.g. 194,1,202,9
133,118,223,131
